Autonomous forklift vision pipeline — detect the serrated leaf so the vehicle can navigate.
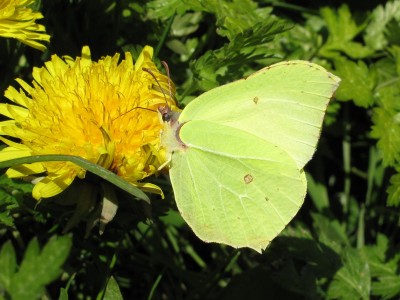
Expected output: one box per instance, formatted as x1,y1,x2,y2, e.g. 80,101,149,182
103,276,123,300
266,235,342,298
387,172,400,206
148,0,274,41
169,12,201,37
146,0,190,19
166,38,199,62
202,0,273,41
334,59,376,107
0,241,17,291
364,0,400,50
363,234,398,277
320,4,373,59
193,20,286,91
36,235,72,282
311,214,350,252
363,234,400,298
372,275,400,299
389,45,400,75
8,235,72,300
0,212,14,227
371,86,400,166
149,0,287,96
0,174,33,217
321,4,362,41
0,174,33,195
19,238,40,272
327,248,370,300
273,15,324,60
271,259,318,298
374,52,400,87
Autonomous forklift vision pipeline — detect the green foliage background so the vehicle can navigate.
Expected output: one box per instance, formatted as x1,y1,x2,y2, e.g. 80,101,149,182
1,0,400,299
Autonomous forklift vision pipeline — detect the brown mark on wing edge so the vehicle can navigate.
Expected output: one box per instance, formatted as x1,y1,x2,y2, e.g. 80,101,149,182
244,174,253,184
253,96,259,104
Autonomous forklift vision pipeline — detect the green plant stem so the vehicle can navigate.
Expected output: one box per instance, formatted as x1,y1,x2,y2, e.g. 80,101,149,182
154,14,175,58
365,146,378,207
147,271,165,300
262,0,317,14
357,204,365,248
342,103,352,216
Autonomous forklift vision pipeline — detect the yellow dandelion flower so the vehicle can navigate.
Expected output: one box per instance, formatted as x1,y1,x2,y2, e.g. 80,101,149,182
0,45,178,199
0,0,50,51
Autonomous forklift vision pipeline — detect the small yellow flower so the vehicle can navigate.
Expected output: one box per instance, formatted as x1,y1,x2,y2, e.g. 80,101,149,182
0,45,178,199
0,0,50,51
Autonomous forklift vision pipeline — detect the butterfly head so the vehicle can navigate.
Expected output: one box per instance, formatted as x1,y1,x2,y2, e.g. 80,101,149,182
158,104,181,124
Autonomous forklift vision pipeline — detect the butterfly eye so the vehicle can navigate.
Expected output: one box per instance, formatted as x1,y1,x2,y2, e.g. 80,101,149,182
162,112,171,122
158,105,173,122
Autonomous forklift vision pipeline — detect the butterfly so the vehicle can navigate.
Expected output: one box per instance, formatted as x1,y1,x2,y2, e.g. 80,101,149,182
159,61,340,252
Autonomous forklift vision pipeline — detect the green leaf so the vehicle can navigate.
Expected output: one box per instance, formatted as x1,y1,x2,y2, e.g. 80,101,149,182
321,4,362,41
327,248,371,300
148,0,275,41
18,238,40,274
372,275,400,299
198,0,274,41
0,212,14,228
103,276,123,300
364,0,400,50
35,236,72,283
0,155,150,203
192,20,287,91
371,47,400,172
0,241,17,291
371,86,400,166
159,209,186,227
169,12,201,37
0,173,33,195
272,14,325,60
0,173,32,227
166,38,199,62
320,5,373,59
389,45,400,75
334,58,376,107
311,214,350,252
58,288,69,300
363,234,400,298
146,0,189,19
387,172,400,206
7,235,72,300
363,234,396,277
267,234,342,298
306,173,330,212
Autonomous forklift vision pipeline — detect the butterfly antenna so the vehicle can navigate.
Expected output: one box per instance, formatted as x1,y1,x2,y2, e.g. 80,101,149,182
142,67,169,107
161,61,173,106
143,66,174,122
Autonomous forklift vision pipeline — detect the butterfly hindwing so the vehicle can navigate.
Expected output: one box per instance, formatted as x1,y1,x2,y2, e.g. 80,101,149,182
169,120,306,252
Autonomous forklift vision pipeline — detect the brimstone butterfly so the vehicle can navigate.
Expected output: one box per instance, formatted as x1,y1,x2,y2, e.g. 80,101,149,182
159,61,340,252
